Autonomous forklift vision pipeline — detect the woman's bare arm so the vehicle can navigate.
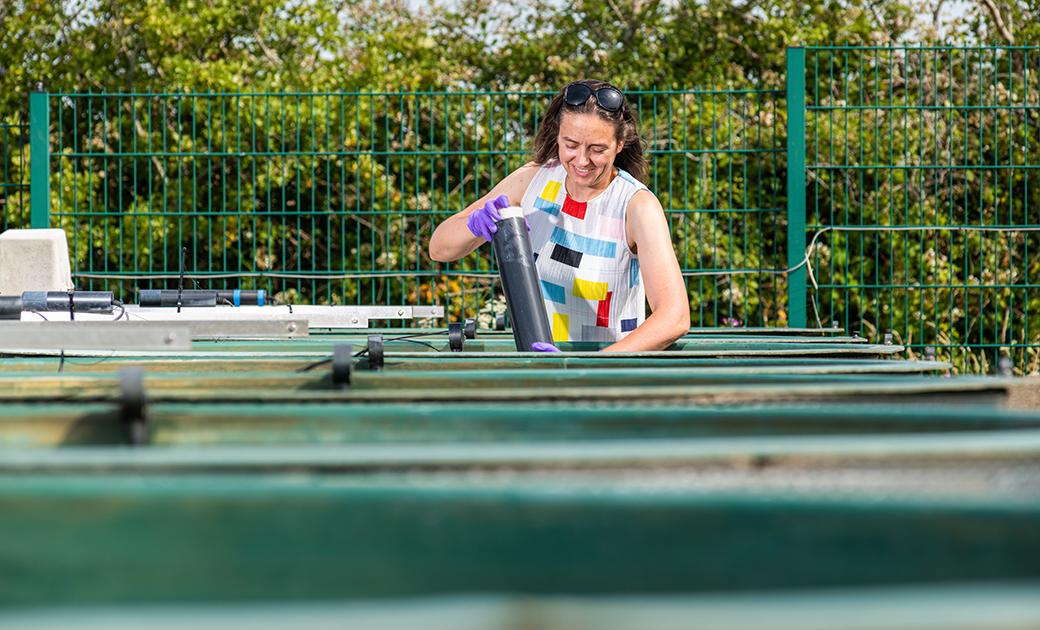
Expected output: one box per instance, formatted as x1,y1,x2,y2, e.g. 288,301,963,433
428,163,541,262
602,190,690,352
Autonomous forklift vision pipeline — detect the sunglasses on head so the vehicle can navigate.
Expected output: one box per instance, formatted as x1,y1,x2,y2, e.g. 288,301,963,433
563,83,625,113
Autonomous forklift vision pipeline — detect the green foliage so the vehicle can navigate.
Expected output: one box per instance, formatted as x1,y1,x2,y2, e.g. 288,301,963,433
0,0,1038,371
805,46,1040,372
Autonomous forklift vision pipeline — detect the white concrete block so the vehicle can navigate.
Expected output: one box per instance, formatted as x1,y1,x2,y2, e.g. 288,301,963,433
0,229,74,295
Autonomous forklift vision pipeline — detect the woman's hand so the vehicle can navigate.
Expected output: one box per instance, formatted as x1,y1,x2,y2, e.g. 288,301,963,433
466,195,510,241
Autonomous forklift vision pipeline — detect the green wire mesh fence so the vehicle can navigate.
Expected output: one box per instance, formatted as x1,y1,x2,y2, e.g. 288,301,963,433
0,117,28,232
4,46,1037,372
802,46,1040,373
13,88,787,327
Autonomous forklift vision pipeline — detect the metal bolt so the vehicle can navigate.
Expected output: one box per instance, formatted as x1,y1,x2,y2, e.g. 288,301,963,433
397,309,405,316
924,346,936,360
164,332,177,344
351,317,359,324
883,332,893,345
831,320,838,330
287,322,297,333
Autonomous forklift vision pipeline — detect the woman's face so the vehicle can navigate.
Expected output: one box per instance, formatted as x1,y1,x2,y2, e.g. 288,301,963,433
556,111,623,191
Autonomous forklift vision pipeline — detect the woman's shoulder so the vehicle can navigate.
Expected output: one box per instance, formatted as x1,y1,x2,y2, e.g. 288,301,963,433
507,161,560,183
607,169,655,212
493,162,553,204
498,161,539,184
614,168,649,192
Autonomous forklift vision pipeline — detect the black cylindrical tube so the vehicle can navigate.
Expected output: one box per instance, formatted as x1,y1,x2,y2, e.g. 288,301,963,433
138,289,265,307
0,296,22,320
491,207,553,351
21,291,113,313
139,289,217,308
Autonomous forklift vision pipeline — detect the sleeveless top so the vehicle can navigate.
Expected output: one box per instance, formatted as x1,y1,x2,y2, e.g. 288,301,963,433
520,160,648,343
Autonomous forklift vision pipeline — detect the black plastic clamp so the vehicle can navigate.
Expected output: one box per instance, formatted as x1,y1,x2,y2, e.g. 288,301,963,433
118,367,148,445
367,334,384,370
495,312,507,331
463,318,477,339
332,344,353,388
448,322,465,352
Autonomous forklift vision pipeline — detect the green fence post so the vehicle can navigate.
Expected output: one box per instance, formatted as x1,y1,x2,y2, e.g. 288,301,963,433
29,84,50,229
785,48,807,328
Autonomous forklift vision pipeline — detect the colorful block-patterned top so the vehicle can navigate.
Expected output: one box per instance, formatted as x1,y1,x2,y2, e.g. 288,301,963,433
520,160,648,343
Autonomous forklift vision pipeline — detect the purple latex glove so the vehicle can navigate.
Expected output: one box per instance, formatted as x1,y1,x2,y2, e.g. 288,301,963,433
467,194,511,241
531,341,561,353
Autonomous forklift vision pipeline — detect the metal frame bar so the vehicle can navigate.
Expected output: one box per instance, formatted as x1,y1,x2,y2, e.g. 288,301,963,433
0,322,192,351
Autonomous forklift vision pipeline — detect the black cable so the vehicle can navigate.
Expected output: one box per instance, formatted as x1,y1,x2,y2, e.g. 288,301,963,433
112,300,126,321
297,358,332,372
389,329,448,341
294,329,447,373
297,346,367,373
393,337,440,351
60,356,115,367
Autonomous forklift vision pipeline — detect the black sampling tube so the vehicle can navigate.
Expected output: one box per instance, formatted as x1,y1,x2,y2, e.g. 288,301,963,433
138,289,265,307
0,296,22,320
139,289,216,307
492,207,553,351
21,291,114,313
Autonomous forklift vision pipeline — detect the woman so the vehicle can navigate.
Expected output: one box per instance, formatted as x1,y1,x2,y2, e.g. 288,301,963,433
429,80,689,351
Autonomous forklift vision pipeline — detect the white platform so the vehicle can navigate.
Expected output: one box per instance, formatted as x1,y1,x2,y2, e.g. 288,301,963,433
0,229,74,295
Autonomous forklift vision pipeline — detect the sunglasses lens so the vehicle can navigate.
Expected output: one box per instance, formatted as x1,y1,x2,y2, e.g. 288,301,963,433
564,84,592,106
595,87,623,112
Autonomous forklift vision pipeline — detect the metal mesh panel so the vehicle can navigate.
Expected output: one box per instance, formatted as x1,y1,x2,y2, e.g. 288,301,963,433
803,46,1040,373
45,89,787,326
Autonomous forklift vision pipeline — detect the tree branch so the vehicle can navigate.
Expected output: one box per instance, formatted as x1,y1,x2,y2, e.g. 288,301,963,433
932,0,946,32
978,0,1015,44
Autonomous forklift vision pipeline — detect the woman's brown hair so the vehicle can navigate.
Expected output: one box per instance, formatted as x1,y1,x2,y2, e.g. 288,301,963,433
530,79,649,184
